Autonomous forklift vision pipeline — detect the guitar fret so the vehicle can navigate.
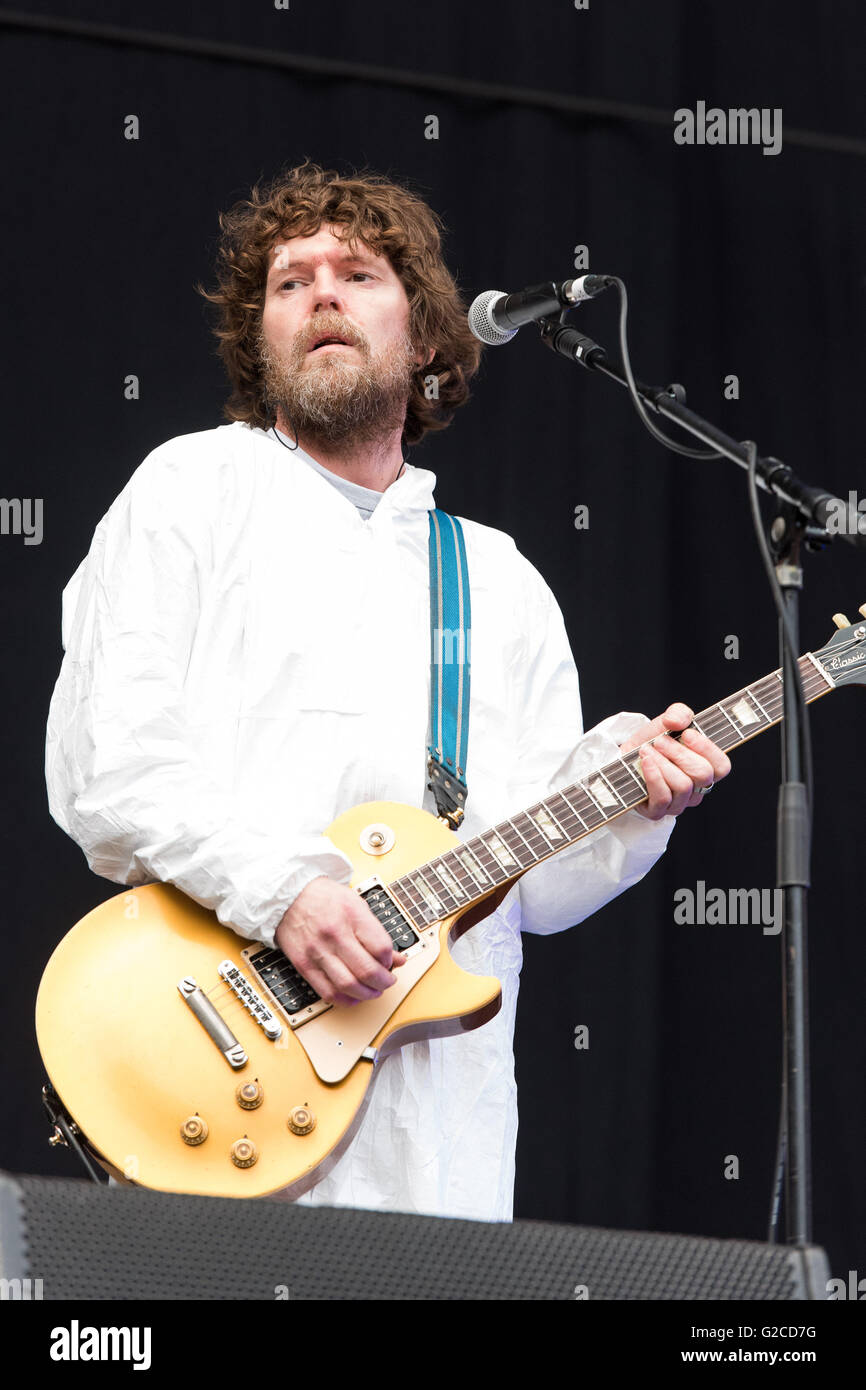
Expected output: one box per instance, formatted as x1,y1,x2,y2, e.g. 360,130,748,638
400,878,433,922
538,799,569,839
696,706,739,752
746,686,772,722
434,862,465,907
617,756,646,799
459,842,492,886
469,837,507,884
754,676,781,712
581,776,618,818
402,871,438,924
553,789,586,828
424,865,461,913
505,816,541,865
559,787,593,830
517,817,555,861
445,847,476,887
601,758,644,807
385,880,412,917
755,677,782,715
697,716,728,743
480,830,520,873
431,857,467,904
805,650,834,689
412,868,450,918
597,769,626,808
575,785,607,827
526,802,564,849
716,701,740,735
802,657,832,694
725,690,766,732
720,726,742,753
448,858,478,902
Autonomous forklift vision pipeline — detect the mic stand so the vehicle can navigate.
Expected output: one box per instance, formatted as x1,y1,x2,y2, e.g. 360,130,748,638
537,313,855,1252
537,316,865,548
768,509,812,1249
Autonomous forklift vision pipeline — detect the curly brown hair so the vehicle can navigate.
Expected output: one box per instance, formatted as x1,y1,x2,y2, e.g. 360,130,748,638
197,160,483,447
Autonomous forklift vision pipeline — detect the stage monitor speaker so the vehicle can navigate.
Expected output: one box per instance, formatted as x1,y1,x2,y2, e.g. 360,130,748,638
0,1170,830,1300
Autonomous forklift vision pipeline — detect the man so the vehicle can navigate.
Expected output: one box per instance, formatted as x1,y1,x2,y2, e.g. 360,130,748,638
45,161,730,1221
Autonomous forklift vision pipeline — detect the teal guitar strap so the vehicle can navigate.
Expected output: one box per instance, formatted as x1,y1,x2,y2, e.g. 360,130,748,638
427,509,471,829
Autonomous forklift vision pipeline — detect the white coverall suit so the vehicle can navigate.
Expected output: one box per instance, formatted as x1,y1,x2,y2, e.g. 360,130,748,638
45,421,674,1220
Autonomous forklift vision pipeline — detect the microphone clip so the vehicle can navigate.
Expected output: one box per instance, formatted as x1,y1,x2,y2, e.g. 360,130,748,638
538,315,608,369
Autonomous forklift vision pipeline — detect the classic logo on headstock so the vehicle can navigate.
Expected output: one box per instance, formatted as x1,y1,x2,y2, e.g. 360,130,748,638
826,651,866,671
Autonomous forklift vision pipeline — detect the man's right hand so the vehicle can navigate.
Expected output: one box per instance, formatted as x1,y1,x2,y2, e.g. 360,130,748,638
275,876,407,1007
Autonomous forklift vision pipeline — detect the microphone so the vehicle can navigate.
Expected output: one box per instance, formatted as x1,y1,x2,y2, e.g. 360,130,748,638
468,275,610,346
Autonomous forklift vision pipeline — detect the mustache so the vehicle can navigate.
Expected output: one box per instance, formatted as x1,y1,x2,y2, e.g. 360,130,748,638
257,317,418,447
296,313,367,358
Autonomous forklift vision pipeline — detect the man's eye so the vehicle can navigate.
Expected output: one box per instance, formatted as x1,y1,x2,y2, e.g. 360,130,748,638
276,274,371,290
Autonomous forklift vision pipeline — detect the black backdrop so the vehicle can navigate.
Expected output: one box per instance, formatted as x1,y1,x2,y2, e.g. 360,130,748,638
1,0,864,1284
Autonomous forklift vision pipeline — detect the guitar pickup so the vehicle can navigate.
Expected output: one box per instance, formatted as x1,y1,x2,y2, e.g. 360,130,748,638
242,878,421,1033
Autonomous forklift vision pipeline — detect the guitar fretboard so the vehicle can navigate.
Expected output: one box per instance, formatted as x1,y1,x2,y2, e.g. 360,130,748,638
386,654,833,928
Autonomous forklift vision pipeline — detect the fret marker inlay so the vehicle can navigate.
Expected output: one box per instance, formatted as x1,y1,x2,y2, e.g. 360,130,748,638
532,807,564,841
486,834,516,869
385,636,843,937
588,776,618,809
730,697,760,727
436,862,462,898
459,849,487,884
413,877,443,915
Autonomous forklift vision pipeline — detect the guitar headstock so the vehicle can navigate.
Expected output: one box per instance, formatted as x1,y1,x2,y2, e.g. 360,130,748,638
812,605,866,688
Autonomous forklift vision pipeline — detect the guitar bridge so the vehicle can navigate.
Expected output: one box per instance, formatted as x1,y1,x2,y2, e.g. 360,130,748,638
217,960,282,1040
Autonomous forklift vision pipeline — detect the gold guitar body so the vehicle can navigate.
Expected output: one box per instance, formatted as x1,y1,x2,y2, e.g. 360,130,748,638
36,801,505,1199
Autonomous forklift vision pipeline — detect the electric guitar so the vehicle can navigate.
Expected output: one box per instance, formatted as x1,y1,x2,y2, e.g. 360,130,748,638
36,610,866,1198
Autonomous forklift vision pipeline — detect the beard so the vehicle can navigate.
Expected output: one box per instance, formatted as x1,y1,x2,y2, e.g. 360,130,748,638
256,311,418,449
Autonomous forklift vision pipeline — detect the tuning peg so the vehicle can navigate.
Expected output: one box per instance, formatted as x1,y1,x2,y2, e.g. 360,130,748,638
832,613,851,629
859,604,866,618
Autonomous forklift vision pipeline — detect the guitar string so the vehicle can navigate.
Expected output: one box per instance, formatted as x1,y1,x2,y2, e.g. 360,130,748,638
390,651,847,915
219,636,858,987
347,636,859,922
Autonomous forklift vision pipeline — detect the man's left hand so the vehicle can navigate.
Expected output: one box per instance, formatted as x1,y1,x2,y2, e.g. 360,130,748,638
619,703,732,821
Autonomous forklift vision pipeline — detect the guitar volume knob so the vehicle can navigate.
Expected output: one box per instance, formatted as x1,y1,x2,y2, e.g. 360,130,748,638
230,1137,259,1168
236,1079,264,1110
288,1106,316,1136
180,1115,208,1146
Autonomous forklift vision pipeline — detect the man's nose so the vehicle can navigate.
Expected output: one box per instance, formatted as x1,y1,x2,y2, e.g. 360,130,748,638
310,271,346,314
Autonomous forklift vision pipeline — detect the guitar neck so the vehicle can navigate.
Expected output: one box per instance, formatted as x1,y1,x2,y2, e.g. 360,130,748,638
385,652,835,928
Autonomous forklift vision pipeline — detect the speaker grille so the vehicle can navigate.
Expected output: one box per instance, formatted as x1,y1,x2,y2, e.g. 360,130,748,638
8,1173,826,1300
